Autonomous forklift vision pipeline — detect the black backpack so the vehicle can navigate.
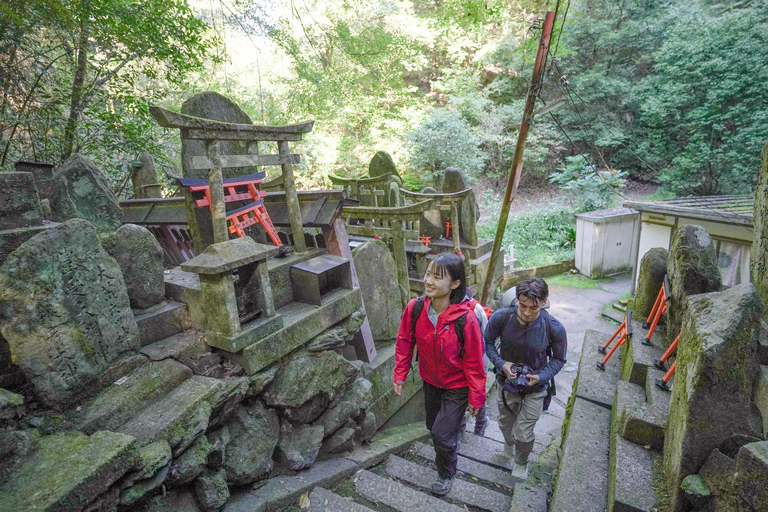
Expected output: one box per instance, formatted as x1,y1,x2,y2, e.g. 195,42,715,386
409,296,468,361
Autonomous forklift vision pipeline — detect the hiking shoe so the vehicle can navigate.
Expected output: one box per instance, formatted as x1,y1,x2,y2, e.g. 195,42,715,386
474,418,488,437
431,475,454,497
512,462,529,480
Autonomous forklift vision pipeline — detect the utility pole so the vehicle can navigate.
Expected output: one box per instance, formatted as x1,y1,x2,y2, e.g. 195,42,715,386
480,11,556,305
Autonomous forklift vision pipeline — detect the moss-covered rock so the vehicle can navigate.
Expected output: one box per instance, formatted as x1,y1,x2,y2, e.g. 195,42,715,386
0,430,136,512
315,377,372,436
50,153,123,232
166,435,211,486
734,441,768,511
369,151,398,177
193,468,229,511
263,350,360,423
0,219,139,408
633,247,669,320
223,401,279,485
663,283,762,510
680,474,711,510
101,223,165,309
275,421,324,470
129,439,173,484
753,140,768,319
667,225,721,346
0,387,23,409
353,240,403,341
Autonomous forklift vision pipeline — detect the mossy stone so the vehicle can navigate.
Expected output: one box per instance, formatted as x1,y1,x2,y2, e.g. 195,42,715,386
633,247,669,320
680,474,711,509
224,401,279,485
193,468,229,510
753,140,768,319
667,225,721,346
368,151,398,177
0,387,23,408
663,284,762,510
0,430,136,512
167,435,211,486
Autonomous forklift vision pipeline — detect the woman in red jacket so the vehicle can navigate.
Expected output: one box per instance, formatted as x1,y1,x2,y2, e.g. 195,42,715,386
393,253,487,497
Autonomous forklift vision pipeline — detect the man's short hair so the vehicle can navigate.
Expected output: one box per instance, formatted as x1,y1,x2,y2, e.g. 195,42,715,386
516,277,549,305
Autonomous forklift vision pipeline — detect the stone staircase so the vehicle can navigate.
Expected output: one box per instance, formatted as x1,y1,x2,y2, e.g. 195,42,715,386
551,317,671,512
289,418,549,512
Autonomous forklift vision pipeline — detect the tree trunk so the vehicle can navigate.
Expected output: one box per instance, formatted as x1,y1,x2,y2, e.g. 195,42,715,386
62,19,90,161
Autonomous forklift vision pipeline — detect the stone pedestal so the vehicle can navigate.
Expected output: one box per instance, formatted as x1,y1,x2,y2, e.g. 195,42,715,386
180,237,279,337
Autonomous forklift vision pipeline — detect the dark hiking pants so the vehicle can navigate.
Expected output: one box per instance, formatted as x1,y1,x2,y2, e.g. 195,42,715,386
423,381,469,478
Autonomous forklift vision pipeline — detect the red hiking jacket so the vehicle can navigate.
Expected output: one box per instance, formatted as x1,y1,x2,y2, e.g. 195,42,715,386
393,297,487,409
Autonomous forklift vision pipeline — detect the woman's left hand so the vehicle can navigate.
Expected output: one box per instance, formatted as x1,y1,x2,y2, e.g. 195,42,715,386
526,374,541,386
467,406,479,417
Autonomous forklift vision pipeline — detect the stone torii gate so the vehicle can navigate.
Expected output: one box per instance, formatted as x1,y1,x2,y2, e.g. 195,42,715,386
150,104,312,253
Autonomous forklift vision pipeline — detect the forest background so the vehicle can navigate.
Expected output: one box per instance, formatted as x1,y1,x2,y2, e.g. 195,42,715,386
1,0,767,266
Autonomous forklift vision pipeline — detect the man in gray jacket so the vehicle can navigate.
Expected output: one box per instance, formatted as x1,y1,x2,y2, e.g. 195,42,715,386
485,277,567,480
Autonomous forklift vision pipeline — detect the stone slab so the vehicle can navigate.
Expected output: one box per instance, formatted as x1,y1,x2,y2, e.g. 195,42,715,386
386,454,512,512
464,416,506,444
457,435,514,470
206,313,284,353
0,431,136,512
0,223,59,265
224,458,359,512
576,329,621,409
0,171,42,230
135,300,190,346
344,423,430,469
238,287,363,374
118,375,236,454
621,320,666,386
354,469,467,512
139,330,209,361
76,358,193,433
610,436,660,512
550,398,611,512
411,441,515,490
308,487,374,512
509,482,548,512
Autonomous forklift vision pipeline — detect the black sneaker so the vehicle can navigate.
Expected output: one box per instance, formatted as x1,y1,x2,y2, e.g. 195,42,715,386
431,474,454,497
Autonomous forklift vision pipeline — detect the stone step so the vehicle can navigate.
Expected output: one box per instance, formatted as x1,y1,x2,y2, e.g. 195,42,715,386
307,487,374,512
354,469,466,512
509,482,548,512
576,329,622,409
613,380,663,451
411,441,516,491
457,435,512,472
645,366,672,411
385,455,512,512
225,458,360,512
75,358,193,433
138,330,209,362
0,430,136,512
601,308,625,325
613,302,628,313
550,397,611,512
609,435,661,512
117,375,245,456
134,300,190,346
621,320,666,385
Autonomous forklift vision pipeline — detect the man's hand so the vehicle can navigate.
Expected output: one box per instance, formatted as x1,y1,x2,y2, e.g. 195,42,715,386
393,382,403,395
526,373,541,386
502,361,517,379
467,406,479,417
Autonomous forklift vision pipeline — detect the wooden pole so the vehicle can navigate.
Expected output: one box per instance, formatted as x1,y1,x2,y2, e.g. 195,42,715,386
480,11,555,305
278,140,307,253
206,139,230,244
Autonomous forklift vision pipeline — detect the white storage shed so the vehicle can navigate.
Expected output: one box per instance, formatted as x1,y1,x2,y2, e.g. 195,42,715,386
575,207,641,278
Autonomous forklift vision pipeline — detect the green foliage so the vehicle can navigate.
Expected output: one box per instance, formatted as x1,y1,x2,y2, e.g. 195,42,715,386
406,108,485,187
549,154,627,212
633,5,768,195
0,0,213,193
477,205,577,268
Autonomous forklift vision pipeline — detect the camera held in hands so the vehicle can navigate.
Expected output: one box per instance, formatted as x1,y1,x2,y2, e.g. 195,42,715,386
502,364,532,394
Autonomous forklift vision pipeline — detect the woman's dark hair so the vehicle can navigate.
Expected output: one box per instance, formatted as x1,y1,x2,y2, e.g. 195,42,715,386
428,253,466,304
516,277,549,304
